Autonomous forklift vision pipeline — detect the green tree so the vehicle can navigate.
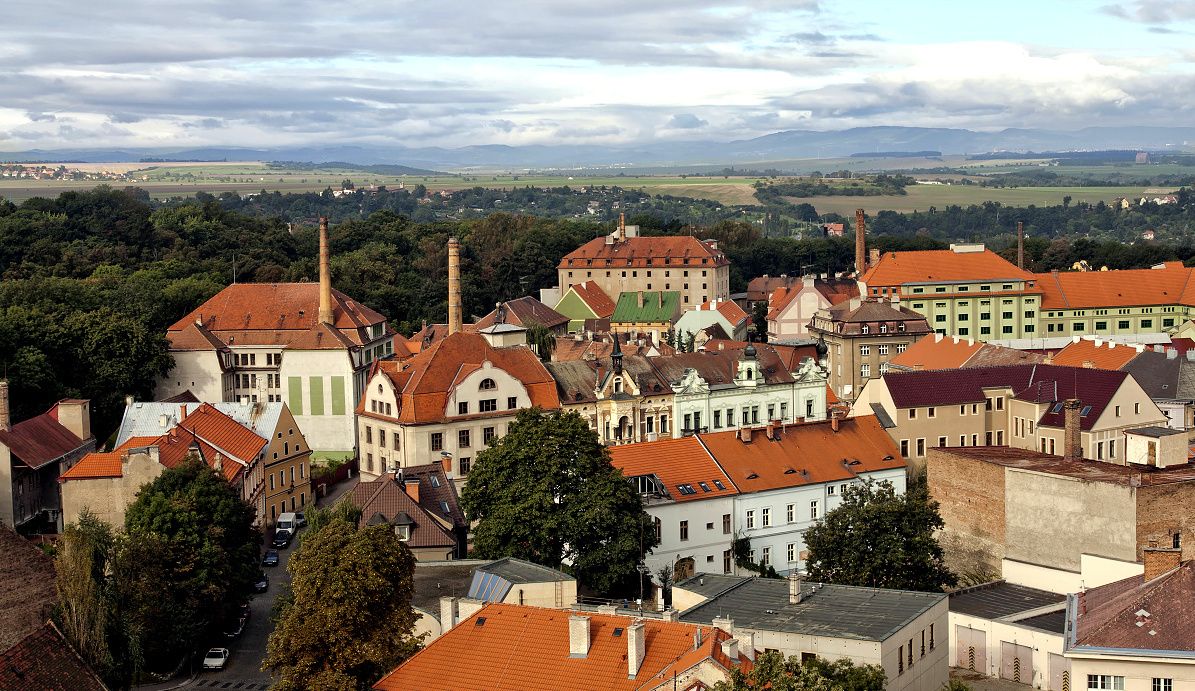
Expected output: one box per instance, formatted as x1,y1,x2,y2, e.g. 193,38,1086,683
56,511,124,687
804,480,956,591
461,408,658,595
525,321,556,361
751,301,769,344
120,458,260,671
264,509,421,690
712,651,885,691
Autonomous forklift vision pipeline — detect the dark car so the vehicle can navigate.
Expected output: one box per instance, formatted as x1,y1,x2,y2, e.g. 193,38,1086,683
271,529,293,548
262,549,280,567
239,603,252,620
224,615,247,639
253,572,269,592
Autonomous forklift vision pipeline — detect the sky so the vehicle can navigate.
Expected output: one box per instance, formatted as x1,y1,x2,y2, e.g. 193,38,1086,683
1,0,1194,150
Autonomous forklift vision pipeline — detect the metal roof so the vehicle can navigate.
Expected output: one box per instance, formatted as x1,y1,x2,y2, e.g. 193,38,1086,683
1128,426,1186,438
674,573,751,600
477,557,575,584
117,401,283,446
948,581,1064,620
679,576,944,642
1017,610,1066,634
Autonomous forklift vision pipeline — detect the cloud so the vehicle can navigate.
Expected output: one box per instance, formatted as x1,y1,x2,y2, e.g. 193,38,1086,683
665,113,709,129
1101,1,1195,23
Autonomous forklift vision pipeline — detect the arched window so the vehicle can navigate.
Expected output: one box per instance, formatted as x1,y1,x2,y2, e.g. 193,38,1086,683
377,383,383,394
747,368,754,379
613,377,623,393
479,378,496,391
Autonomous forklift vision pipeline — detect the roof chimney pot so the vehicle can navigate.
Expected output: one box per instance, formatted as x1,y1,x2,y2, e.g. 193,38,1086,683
627,620,646,679
568,615,591,658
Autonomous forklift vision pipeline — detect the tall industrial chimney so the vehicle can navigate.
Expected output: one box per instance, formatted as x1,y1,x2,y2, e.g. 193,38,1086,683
0,380,9,432
618,212,626,243
447,237,463,335
1017,221,1025,270
854,208,866,275
318,217,334,325
1063,399,1083,460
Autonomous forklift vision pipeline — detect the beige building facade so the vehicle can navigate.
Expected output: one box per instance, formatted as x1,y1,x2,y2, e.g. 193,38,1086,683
808,299,931,402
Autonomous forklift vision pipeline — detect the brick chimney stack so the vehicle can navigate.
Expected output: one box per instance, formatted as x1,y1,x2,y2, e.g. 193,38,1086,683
0,380,9,431
447,237,463,335
854,208,866,275
1063,399,1083,460
1143,547,1182,581
618,212,626,243
404,477,421,504
627,620,646,679
318,217,334,325
1017,221,1025,270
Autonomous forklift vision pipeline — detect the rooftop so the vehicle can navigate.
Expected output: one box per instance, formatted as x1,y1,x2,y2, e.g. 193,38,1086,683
608,436,738,504
565,281,617,319
1072,560,1195,653
559,234,728,269
674,573,752,600
934,446,1195,487
611,291,681,324
861,248,1036,287
1050,337,1147,370
476,557,575,584
888,334,1045,372
680,576,945,642
0,622,107,691
1037,262,1195,310
949,581,1064,620
475,297,569,331
347,471,459,550
0,401,91,470
0,526,55,651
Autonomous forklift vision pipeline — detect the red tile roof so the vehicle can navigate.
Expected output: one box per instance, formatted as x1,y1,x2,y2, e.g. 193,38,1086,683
888,334,985,370
0,622,107,691
609,437,737,503
1073,561,1195,652
697,299,748,328
698,417,905,493
0,402,90,469
1050,338,1146,370
476,297,570,330
177,403,268,473
59,436,159,481
861,249,1036,287
570,281,618,319
1037,264,1195,310
766,280,859,321
373,603,741,691
746,275,801,302
348,472,457,549
0,525,55,651
559,236,728,269
882,365,1131,431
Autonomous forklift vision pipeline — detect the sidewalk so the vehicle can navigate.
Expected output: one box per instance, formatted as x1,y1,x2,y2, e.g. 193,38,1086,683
317,474,360,507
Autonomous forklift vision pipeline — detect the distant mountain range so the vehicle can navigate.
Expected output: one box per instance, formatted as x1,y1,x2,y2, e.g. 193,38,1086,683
5,126,1195,170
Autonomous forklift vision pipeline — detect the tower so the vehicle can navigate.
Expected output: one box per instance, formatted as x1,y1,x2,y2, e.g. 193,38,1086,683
447,237,463,335
318,216,334,325
854,208,866,275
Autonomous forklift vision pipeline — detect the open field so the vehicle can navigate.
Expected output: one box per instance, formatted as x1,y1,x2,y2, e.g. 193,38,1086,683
791,184,1161,216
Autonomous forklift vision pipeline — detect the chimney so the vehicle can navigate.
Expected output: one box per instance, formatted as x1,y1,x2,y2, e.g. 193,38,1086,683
440,453,452,474
568,615,591,658
869,248,881,266
719,638,739,662
1143,547,1182,581
439,596,459,632
627,620,646,679
1017,221,1025,270
404,477,420,504
318,217,334,325
739,631,755,661
766,421,775,440
739,427,752,443
788,573,803,604
0,380,10,432
447,237,463,335
618,212,626,243
830,408,844,433
854,208,866,274
1063,399,1083,460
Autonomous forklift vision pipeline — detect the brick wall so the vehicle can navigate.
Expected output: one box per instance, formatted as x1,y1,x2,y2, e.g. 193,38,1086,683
926,448,1007,576
1137,481,1195,562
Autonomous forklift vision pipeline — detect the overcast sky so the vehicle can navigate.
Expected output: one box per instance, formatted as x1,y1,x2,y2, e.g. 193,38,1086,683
2,0,1194,150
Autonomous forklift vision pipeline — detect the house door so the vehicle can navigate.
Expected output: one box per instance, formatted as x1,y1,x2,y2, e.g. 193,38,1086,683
956,626,986,672
1000,642,1033,684
1048,653,1071,691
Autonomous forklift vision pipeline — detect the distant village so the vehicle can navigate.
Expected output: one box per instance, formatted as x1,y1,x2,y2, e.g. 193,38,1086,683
0,163,143,181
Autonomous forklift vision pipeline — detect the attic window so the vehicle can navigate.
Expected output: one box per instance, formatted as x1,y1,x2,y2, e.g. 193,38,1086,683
475,617,487,627
1051,402,1065,414
440,500,451,514
783,468,796,474
699,482,711,492
430,475,442,488
479,378,496,391
713,480,726,490
746,472,759,480
1081,406,1093,417
613,627,624,637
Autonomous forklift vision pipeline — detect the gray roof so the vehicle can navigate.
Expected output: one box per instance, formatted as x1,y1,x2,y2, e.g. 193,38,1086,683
477,557,574,584
674,573,750,600
117,401,283,446
1128,426,1186,438
948,581,1064,619
1017,610,1066,634
870,403,896,429
679,576,945,642
412,562,478,614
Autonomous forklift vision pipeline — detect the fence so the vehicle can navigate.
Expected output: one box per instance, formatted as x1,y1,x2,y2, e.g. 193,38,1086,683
313,457,359,497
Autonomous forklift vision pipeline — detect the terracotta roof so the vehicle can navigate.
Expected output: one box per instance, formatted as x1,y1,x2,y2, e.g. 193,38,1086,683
476,297,569,330
697,299,748,328
609,437,738,503
888,334,985,370
552,337,662,362
611,292,681,324
371,333,559,425
650,347,795,387
698,417,905,493
177,403,268,473
882,365,1130,431
0,402,90,469
0,622,107,691
373,603,741,691
862,248,1036,286
559,235,728,269
347,473,457,549
766,280,859,321
826,300,932,327
285,321,356,350
165,321,226,351
0,526,55,651
1050,338,1147,370
746,275,801,302
1073,561,1195,652
59,436,159,481
1037,264,1195,310
568,281,617,319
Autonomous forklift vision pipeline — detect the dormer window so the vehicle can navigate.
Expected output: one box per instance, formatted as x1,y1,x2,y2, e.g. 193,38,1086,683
861,325,870,334
479,378,496,391
396,524,411,541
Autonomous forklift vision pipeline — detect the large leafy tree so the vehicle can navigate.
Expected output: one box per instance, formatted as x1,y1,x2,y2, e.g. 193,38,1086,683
120,458,260,671
460,408,658,596
804,480,956,592
713,651,886,691
263,504,422,690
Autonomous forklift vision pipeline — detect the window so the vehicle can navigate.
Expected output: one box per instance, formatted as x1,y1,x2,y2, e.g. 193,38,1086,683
1152,679,1172,691
1135,403,1141,414
901,439,910,457
788,543,796,563
786,504,795,523
713,410,722,428
878,344,889,356
723,513,731,534
927,406,936,418
458,401,469,415
1109,438,1116,458
860,345,871,356
680,520,689,541
909,408,918,420
379,431,386,448
762,507,771,527
897,343,907,353
810,500,819,520
1088,676,1124,691
996,397,1004,410
479,378,496,390
746,510,755,529
458,429,471,448
1115,405,1121,417
723,550,732,574
860,364,870,378
938,436,947,447
1119,320,1131,329
479,399,497,412
507,396,518,410
365,426,373,444
430,432,443,451
929,623,935,649
761,546,771,566
483,426,496,444
916,438,925,456
898,645,904,674
458,456,471,475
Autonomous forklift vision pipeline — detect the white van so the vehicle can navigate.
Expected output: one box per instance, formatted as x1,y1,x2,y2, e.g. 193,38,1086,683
277,512,297,532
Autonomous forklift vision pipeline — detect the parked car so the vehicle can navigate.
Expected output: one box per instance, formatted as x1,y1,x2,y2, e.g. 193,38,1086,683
224,616,247,639
203,648,229,670
239,602,252,620
253,572,269,592
294,511,306,528
271,529,293,548
262,549,280,567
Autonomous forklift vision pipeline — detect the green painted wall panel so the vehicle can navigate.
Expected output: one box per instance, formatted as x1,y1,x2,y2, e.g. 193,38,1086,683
288,377,303,415
330,376,346,416
309,377,325,416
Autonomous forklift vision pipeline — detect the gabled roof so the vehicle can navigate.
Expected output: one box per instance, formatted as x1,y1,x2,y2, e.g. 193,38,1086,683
746,275,801,302
609,436,738,504
347,473,457,549
175,404,268,469
1072,560,1195,653
402,463,467,529
59,436,160,481
476,297,569,331
766,279,859,321
552,337,665,362
697,416,905,494
888,334,984,371
1050,337,1147,370
0,402,90,469
825,300,932,328
649,348,795,387
0,622,107,691
116,401,283,447
611,291,681,324
861,248,1036,286
165,321,226,351
695,299,748,328
1037,263,1195,310
567,281,617,319
559,235,728,269
366,332,559,424
0,525,55,651
373,603,740,691
882,365,1131,431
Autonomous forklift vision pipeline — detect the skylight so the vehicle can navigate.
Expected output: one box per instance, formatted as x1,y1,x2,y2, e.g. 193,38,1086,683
699,482,711,492
713,480,725,490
